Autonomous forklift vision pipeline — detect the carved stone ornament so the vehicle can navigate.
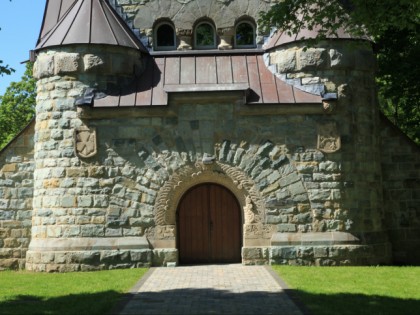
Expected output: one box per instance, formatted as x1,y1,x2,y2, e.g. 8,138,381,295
74,126,97,158
154,161,265,227
155,225,176,240
317,122,341,153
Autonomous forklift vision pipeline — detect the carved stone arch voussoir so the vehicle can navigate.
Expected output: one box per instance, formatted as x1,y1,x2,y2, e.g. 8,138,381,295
154,161,264,226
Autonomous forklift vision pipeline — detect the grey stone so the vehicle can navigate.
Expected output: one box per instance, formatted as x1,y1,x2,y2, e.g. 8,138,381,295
298,48,328,70
34,54,54,79
271,247,297,260
277,224,297,232
275,50,297,73
152,249,177,266
54,53,80,74
279,172,300,187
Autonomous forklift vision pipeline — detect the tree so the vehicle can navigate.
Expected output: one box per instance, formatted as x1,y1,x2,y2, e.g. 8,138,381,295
0,62,36,149
259,0,420,144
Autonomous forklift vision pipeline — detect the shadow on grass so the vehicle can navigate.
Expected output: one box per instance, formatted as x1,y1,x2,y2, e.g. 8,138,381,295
0,291,126,315
1,288,419,315
290,290,420,315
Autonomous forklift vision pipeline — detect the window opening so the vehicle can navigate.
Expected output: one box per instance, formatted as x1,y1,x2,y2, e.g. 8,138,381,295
235,22,256,48
155,23,176,50
195,22,216,49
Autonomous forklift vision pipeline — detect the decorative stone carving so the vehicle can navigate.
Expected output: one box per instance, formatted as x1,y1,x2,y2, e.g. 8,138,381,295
154,161,265,227
155,225,176,240
244,195,260,224
218,27,234,50
317,122,341,153
74,126,97,158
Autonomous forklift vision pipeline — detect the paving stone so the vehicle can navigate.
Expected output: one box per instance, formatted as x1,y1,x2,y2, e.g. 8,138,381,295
116,265,303,315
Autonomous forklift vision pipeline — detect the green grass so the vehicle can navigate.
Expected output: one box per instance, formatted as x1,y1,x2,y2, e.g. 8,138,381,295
272,266,420,315
0,268,148,315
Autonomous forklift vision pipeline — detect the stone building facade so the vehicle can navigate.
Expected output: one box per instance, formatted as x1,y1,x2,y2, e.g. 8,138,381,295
0,0,419,271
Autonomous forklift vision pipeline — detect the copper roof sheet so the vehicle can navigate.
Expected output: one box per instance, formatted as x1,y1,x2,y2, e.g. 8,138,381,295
36,0,147,52
38,0,77,41
93,53,322,107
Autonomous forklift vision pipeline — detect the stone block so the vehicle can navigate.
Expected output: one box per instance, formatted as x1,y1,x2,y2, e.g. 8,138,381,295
0,258,18,270
308,189,332,201
77,196,93,207
62,226,81,237
273,50,297,73
69,251,100,264
54,53,80,75
329,48,354,69
242,247,268,261
81,225,104,237
313,246,328,258
34,55,54,79
130,250,152,264
270,246,297,260
152,249,178,266
47,226,62,238
100,250,130,263
83,54,107,72
266,215,282,224
40,252,55,264
279,172,300,187
297,246,314,259
277,224,297,232
61,196,76,208
298,48,328,70
0,199,9,210
105,228,123,237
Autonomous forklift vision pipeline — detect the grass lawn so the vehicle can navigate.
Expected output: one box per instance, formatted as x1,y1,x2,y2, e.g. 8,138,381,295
272,266,420,315
0,268,148,315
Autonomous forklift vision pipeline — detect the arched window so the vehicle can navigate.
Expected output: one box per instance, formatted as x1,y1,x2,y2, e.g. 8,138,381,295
195,22,216,49
235,21,256,48
154,22,176,51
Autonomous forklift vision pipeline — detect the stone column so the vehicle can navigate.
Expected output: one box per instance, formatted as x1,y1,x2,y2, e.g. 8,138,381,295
26,45,150,272
267,40,392,265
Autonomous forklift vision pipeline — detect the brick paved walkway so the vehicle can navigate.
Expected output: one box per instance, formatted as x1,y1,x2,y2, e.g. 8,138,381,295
113,264,305,315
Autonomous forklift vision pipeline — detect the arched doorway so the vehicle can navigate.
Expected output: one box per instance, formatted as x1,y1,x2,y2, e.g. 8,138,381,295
177,183,242,264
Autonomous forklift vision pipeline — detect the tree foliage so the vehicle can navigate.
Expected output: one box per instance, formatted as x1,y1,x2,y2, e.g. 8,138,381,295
0,62,36,149
259,0,420,144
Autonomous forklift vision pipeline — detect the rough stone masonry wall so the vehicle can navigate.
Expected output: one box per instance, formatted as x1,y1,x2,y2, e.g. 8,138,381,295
380,117,420,265
268,40,392,265
0,123,35,270
77,95,361,267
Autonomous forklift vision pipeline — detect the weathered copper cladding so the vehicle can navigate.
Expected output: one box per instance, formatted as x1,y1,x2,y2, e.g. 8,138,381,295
94,53,322,107
36,0,147,52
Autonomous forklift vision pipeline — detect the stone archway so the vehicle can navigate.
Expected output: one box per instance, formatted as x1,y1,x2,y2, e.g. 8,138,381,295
151,161,270,259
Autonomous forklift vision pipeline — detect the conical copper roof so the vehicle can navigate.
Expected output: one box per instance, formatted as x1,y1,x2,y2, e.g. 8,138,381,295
36,0,147,52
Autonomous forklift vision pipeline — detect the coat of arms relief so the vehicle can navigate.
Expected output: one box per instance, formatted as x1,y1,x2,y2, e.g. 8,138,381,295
75,126,97,158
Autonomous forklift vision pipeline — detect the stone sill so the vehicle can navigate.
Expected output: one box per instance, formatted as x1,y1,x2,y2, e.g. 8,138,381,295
271,232,360,246
28,237,149,251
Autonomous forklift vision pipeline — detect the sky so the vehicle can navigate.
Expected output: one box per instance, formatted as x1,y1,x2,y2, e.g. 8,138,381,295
0,0,46,95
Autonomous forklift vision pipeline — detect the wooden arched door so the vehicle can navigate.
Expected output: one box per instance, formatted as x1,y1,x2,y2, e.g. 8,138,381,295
177,184,242,264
